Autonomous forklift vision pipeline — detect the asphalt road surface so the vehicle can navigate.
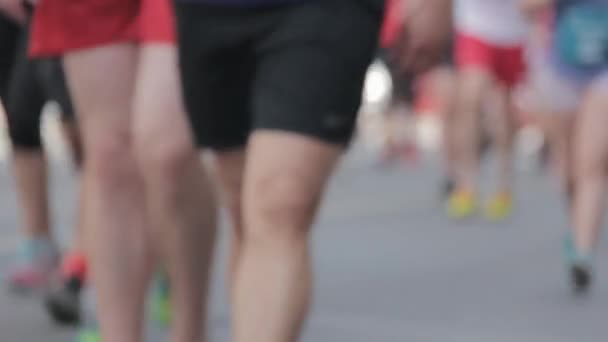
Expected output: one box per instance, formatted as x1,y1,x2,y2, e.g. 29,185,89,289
0,136,607,342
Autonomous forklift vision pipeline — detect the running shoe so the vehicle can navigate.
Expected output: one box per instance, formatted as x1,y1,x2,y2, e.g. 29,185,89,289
7,238,60,292
447,189,477,219
440,177,455,200
75,302,101,342
563,233,593,294
45,253,87,325
75,327,101,342
45,276,83,325
479,131,492,160
570,261,592,294
150,273,171,327
484,192,513,221
570,262,592,294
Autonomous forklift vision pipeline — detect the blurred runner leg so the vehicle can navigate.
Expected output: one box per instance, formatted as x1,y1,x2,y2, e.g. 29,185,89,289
483,83,516,221
37,56,87,325
448,0,528,220
378,0,418,165
176,2,381,342
564,70,608,292
0,5,88,319
3,11,61,292
570,76,608,293
175,1,451,341
132,42,217,341
66,44,151,342
541,0,608,293
31,0,217,339
519,1,577,204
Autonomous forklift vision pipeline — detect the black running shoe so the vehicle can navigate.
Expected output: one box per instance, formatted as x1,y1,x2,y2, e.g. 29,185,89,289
570,263,592,294
441,177,455,199
45,277,82,325
479,131,491,160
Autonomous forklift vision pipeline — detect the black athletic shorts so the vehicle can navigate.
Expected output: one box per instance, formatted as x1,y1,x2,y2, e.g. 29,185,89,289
175,0,383,149
7,18,74,120
4,17,74,148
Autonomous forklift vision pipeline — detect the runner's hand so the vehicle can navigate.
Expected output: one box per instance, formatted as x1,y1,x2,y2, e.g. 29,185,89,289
397,0,453,73
0,0,27,24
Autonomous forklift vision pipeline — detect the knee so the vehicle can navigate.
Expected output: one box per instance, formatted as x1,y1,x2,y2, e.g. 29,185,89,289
573,140,604,180
455,75,486,112
456,91,479,111
245,174,319,247
85,130,137,186
452,100,478,132
575,155,603,180
135,128,198,186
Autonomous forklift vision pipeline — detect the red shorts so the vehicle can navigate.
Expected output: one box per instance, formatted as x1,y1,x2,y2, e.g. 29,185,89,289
30,0,175,57
455,34,526,88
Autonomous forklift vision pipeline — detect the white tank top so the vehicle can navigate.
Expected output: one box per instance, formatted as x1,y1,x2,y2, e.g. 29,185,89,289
455,0,530,46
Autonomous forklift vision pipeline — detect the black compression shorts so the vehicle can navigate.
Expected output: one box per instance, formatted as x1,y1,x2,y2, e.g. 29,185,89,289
176,0,383,149
3,18,74,149
0,13,20,100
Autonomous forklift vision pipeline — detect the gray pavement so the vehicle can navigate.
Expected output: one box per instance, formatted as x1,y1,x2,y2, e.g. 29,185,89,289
0,143,607,342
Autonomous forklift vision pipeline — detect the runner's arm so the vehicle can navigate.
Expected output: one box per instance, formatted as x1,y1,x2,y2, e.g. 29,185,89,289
399,0,453,73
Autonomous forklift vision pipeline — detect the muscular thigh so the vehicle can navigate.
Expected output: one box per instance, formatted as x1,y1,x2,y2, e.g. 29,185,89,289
63,44,138,145
132,44,193,153
243,131,342,230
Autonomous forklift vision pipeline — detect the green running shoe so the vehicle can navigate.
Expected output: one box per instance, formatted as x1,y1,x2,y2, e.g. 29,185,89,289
151,273,171,327
76,327,101,342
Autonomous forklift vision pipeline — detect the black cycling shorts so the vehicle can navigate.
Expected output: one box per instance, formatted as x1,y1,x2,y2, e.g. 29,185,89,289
176,0,383,149
0,13,20,100
3,18,75,149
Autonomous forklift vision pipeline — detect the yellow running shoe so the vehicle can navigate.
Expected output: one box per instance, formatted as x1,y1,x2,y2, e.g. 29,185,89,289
484,192,513,221
447,189,477,219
